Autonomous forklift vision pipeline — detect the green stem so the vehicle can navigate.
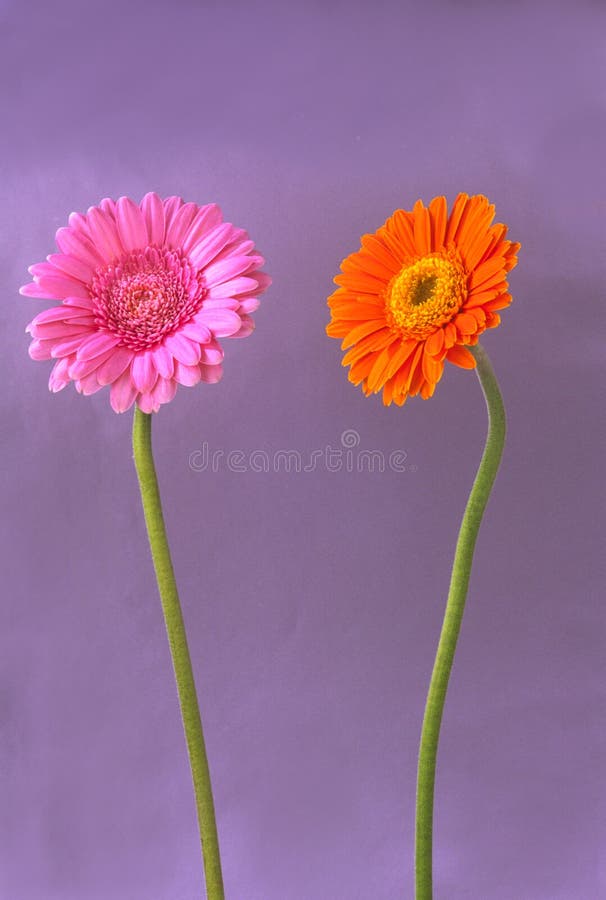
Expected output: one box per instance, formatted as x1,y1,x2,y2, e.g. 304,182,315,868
132,408,224,900
414,343,506,900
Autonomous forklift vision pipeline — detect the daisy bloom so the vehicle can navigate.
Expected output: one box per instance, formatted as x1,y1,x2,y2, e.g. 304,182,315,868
326,193,520,405
22,194,271,413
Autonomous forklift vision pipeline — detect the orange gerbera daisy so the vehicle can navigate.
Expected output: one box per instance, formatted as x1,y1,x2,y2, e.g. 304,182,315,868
326,193,520,405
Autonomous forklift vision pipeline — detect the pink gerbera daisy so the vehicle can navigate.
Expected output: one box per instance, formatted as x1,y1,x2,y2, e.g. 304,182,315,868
22,194,271,413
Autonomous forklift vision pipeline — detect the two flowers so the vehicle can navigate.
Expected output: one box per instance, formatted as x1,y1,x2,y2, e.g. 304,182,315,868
22,191,518,411
22,191,519,900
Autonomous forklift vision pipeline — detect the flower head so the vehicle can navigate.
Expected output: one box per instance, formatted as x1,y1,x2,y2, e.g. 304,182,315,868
326,193,519,405
22,194,271,412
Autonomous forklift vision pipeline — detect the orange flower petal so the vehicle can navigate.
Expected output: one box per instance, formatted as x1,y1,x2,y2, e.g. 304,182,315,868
464,282,507,308
380,227,413,267
456,196,495,263
445,192,470,244
484,293,512,312
478,223,507,266
409,355,426,396
425,328,445,357
329,302,388,320
405,344,425,392
367,342,400,391
342,330,395,367
504,243,520,270
326,320,351,338
428,195,448,252
413,199,432,256
455,312,478,335
392,344,420,396
461,221,499,272
446,345,476,369
360,233,401,274
385,209,417,258
342,251,395,282
340,319,387,350
381,377,395,406
421,345,442,384
349,353,379,384
385,338,418,379
466,307,486,326
362,254,397,280
468,254,509,291
420,379,437,400
443,322,457,348
335,267,386,292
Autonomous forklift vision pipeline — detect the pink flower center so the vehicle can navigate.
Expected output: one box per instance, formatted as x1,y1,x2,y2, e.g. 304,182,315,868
91,247,205,350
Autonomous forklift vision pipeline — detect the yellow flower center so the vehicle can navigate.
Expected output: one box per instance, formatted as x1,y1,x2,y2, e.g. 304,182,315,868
385,250,467,339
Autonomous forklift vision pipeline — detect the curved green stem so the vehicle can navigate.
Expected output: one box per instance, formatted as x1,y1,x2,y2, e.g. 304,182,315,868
132,408,224,900
414,343,506,899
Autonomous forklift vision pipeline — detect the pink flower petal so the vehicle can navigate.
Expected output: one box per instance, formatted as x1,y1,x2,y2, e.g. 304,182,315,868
62,315,96,328
99,198,117,219
150,376,177,407
51,335,93,358
173,361,202,386
29,305,93,326
163,333,201,366
86,206,123,263
116,196,148,253
47,253,94,284
96,347,134,385
198,296,239,310
76,331,122,361
165,202,198,249
69,348,116,380
253,272,272,293
180,320,212,344
199,341,224,365
29,262,60,279
140,192,165,245
29,320,92,340
20,282,53,299
67,211,92,237
62,295,95,310
199,363,223,384
211,237,255,266
48,357,71,392
181,204,223,253
34,274,91,300
131,350,158,393
220,226,248,249
203,254,264,286
205,276,259,300
237,296,261,314
232,315,255,339
195,308,242,337
162,196,184,232
28,339,55,360
151,344,174,379
136,391,159,414
189,223,235,269
75,371,103,396
110,369,138,413
55,226,105,269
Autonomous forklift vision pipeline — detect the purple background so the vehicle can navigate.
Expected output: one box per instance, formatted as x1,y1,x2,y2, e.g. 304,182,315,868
1,1,604,898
